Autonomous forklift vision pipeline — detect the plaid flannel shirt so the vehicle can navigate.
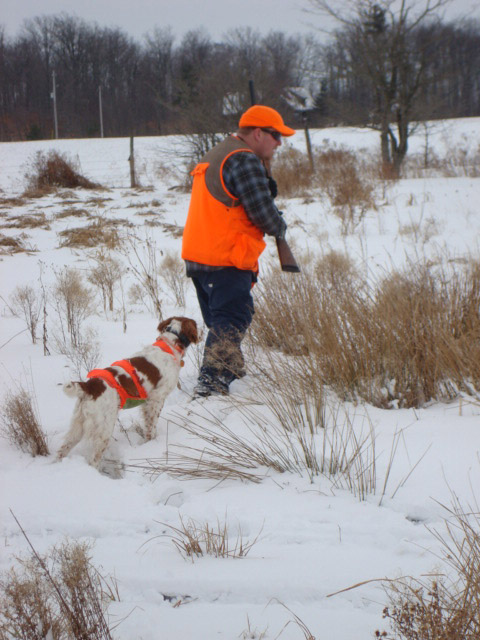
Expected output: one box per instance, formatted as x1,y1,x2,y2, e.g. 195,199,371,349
185,150,287,274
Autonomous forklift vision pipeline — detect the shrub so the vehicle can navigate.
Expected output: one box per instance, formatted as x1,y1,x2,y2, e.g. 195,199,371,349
24,151,100,194
51,267,95,349
377,497,480,639
9,284,42,344
159,252,188,308
0,387,48,457
0,538,116,639
315,147,377,234
272,145,378,232
123,233,163,317
52,325,100,378
272,146,315,198
88,251,125,313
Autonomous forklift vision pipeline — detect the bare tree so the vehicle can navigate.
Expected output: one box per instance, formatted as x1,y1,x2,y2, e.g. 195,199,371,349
308,0,452,174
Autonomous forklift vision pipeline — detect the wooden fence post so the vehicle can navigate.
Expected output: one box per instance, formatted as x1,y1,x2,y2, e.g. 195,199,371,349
129,136,137,188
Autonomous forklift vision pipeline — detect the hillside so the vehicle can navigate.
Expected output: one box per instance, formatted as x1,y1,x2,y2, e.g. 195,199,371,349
1,120,480,639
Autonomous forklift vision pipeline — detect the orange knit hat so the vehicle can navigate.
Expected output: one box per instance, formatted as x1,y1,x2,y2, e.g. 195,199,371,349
239,105,296,137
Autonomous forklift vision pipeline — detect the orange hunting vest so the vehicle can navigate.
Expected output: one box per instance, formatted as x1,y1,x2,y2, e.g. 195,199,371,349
181,136,266,271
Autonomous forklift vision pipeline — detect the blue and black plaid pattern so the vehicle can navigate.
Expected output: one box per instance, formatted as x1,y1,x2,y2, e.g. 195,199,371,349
185,151,286,274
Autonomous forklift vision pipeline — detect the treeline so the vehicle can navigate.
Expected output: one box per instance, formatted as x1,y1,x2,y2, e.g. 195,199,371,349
0,13,479,142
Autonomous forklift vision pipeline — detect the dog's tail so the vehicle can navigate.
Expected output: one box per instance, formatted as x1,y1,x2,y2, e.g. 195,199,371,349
63,382,85,399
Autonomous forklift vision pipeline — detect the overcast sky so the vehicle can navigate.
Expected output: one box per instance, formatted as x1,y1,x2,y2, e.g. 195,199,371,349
2,0,479,42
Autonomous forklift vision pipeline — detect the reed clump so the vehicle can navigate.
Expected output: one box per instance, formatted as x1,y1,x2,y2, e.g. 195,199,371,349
251,253,480,408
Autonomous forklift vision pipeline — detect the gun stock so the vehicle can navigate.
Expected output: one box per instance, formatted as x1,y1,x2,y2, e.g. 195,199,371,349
276,237,300,273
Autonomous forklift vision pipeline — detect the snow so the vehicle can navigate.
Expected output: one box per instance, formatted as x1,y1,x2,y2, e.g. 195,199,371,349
1,119,480,639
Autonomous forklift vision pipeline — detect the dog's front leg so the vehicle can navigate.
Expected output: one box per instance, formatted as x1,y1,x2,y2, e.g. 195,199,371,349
141,398,165,441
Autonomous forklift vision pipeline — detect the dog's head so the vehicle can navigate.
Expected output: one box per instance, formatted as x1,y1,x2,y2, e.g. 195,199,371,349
157,317,199,348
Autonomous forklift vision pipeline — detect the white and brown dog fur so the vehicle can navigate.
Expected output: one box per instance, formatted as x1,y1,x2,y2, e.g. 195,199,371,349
57,317,199,468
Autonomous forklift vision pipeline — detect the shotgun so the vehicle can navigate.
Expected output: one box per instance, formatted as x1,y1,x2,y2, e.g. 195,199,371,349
264,157,300,273
248,80,300,273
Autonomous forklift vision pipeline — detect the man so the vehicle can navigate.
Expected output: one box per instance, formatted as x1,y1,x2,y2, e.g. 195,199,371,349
182,104,296,397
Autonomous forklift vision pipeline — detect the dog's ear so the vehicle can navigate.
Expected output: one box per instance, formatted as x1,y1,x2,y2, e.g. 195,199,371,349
157,318,173,334
181,318,199,344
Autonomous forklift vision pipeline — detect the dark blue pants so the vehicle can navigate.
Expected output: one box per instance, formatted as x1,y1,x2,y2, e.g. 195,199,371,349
191,268,255,385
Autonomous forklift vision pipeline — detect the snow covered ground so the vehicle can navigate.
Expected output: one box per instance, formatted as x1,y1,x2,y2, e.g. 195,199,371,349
1,119,480,639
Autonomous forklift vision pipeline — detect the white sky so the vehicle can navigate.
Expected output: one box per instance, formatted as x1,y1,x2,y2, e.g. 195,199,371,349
2,0,479,42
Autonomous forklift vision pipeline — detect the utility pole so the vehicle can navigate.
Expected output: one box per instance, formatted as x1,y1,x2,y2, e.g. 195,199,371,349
51,71,59,139
98,85,104,138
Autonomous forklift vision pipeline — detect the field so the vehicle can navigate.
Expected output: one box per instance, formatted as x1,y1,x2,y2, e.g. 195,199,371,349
1,119,480,639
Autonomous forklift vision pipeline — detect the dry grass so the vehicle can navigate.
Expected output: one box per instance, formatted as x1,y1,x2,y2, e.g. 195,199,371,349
84,197,112,207
156,516,261,562
54,208,91,220
0,387,49,457
58,216,126,250
1,213,50,230
52,325,100,378
158,222,184,238
87,251,125,313
123,233,163,317
24,151,100,195
9,284,42,343
51,267,95,349
251,253,480,409
0,196,28,208
159,252,188,307
129,387,378,500
316,147,377,234
272,146,377,234
0,234,28,254
272,147,316,198
403,141,480,179
377,496,480,639
0,530,116,640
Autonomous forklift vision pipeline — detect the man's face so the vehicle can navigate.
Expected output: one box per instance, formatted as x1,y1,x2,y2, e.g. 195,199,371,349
256,128,282,161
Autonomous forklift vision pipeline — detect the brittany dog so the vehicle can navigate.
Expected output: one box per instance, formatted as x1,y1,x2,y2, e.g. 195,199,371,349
57,316,199,468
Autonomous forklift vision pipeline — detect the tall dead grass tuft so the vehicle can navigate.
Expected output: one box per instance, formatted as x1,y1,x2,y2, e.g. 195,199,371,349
272,145,378,222
0,386,49,456
157,516,260,562
24,151,100,195
251,253,480,408
272,147,315,198
316,147,377,234
130,388,378,499
0,529,116,639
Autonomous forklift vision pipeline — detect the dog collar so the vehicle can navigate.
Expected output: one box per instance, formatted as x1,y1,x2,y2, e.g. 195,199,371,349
164,326,191,348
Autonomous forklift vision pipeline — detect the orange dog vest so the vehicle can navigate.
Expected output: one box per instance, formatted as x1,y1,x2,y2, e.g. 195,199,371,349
87,340,184,410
